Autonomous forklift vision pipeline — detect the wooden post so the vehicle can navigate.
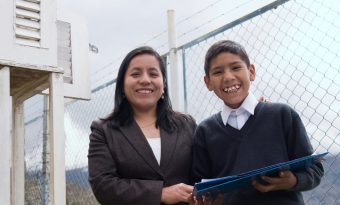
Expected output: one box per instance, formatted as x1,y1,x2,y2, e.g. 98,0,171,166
0,66,11,205
12,100,25,205
49,72,65,205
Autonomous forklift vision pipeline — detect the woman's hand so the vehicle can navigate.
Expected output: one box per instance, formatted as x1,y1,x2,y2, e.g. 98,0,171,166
188,193,223,205
252,170,297,192
161,183,193,204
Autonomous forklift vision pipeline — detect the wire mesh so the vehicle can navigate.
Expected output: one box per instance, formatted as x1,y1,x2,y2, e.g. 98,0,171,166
181,0,340,204
23,0,340,204
24,84,116,205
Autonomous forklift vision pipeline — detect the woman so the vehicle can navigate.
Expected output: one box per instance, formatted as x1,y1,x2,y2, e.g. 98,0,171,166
88,46,196,205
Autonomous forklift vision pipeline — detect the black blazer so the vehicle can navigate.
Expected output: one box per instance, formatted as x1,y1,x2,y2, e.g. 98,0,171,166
88,116,196,205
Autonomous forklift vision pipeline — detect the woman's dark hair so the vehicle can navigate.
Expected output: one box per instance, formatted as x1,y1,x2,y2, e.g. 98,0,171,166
103,46,185,133
204,40,250,76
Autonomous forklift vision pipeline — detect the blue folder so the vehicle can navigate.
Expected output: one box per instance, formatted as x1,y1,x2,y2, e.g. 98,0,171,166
193,152,328,197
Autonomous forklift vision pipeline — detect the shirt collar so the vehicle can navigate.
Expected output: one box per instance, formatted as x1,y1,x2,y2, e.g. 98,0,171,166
221,92,258,125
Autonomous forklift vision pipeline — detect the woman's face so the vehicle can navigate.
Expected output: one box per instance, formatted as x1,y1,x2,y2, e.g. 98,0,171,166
123,54,164,112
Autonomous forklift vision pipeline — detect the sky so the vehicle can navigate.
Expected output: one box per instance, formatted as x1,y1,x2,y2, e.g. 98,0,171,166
57,0,275,88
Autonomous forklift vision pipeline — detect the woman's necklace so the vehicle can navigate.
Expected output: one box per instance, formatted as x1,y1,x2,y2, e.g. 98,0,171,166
138,120,156,128
137,120,160,138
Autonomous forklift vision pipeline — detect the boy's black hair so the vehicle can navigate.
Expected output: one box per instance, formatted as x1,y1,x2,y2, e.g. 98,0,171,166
204,40,250,76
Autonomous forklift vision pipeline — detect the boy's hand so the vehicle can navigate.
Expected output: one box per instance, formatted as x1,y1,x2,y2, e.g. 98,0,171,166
258,96,271,102
252,170,297,192
188,193,223,205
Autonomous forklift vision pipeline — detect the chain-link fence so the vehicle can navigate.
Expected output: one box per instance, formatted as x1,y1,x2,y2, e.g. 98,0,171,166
181,0,340,204
24,0,339,204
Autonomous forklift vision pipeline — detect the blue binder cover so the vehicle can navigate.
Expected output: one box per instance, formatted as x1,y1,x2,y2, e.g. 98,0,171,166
193,152,328,197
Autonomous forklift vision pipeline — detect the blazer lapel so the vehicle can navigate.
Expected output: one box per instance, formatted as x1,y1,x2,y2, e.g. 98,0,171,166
160,128,178,170
119,121,163,176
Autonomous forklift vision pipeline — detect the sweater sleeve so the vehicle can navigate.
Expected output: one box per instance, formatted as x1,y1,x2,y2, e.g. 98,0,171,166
88,120,163,205
191,124,212,183
285,108,324,191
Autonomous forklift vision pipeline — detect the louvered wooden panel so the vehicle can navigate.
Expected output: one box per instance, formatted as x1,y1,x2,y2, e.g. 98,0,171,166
15,27,40,40
16,18,40,29
57,20,73,83
58,48,72,62
15,0,41,47
16,8,40,21
25,0,41,3
15,38,40,47
16,1,40,12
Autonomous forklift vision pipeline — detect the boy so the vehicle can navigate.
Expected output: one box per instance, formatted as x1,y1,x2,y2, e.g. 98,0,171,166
191,40,324,205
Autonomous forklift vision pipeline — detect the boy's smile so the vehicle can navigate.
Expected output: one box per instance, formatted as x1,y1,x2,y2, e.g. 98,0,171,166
204,52,255,109
224,84,240,93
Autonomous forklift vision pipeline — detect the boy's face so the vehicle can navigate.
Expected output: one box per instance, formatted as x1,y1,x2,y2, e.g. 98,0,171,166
204,52,255,109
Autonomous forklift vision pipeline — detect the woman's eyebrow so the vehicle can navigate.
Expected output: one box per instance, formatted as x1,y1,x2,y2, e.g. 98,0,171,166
148,67,160,72
129,67,142,71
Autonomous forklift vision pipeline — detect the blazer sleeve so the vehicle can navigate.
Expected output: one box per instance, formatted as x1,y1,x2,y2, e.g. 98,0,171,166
284,108,324,192
88,120,163,205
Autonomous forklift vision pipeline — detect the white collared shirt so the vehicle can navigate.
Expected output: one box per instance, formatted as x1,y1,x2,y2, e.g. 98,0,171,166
221,92,258,129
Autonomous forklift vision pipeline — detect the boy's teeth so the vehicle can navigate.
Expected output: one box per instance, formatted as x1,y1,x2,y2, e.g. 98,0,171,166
224,85,240,93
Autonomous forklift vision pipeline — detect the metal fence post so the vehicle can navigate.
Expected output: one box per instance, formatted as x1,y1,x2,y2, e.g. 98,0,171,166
42,95,51,205
167,10,182,111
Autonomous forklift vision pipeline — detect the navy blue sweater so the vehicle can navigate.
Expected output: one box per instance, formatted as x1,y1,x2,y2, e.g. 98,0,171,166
191,102,324,205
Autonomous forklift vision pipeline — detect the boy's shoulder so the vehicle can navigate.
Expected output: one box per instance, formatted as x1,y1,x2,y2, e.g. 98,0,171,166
257,102,299,117
259,101,293,110
197,112,221,128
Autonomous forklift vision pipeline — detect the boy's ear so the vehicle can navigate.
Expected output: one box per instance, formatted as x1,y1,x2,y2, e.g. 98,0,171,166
249,64,256,81
204,75,213,91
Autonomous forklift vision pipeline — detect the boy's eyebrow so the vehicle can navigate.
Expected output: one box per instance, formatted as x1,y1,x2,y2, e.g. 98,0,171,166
229,61,244,66
210,61,244,70
210,65,223,71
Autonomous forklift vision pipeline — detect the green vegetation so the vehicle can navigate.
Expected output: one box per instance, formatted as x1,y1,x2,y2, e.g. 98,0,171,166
25,179,99,205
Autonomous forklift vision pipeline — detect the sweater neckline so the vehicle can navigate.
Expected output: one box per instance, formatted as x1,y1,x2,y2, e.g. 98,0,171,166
215,102,265,136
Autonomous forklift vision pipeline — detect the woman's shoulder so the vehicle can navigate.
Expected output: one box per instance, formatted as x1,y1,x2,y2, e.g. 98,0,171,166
90,118,114,131
170,112,197,132
175,112,196,124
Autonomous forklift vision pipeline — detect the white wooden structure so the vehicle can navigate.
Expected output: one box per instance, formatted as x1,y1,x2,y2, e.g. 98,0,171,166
53,10,91,100
0,1,90,205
